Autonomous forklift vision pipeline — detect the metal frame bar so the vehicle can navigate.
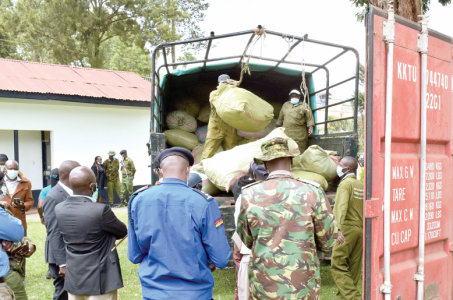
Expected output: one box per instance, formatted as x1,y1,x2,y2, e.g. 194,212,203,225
312,97,354,112
150,26,360,139
314,115,354,126
267,39,303,72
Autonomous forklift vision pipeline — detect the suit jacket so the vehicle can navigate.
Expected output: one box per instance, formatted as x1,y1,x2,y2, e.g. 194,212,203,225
55,195,127,295
0,175,34,230
42,183,69,265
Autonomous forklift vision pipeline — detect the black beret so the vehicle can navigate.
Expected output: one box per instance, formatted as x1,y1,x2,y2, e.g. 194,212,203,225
153,156,160,169
158,147,194,166
120,150,127,155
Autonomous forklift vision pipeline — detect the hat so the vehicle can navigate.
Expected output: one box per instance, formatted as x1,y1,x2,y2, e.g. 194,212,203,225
289,89,301,96
120,150,127,155
108,150,116,156
254,137,300,164
157,147,194,167
250,161,269,179
188,173,202,188
218,74,230,83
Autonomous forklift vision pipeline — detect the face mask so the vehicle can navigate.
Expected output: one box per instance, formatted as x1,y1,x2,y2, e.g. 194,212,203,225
112,155,116,160
0,165,4,172
0,185,6,195
290,98,300,105
97,161,101,165
336,165,345,177
7,170,18,180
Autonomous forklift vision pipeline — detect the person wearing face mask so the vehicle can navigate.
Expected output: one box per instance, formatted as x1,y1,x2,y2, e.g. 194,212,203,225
0,160,34,232
102,151,124,207
55,166,127,300
91,156,108,204
0,154,8,173
127,147,231,300
331,156,364,300
236,137,337,299
276,89,315,153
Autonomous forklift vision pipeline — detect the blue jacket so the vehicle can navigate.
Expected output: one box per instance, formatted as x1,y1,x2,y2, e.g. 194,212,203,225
127,178,231,300
0,207,24,277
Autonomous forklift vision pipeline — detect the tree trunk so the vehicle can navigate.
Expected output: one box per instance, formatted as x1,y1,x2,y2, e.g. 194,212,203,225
370,0,423,22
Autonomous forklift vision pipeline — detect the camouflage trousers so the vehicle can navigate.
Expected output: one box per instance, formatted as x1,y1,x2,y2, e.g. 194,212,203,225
249,273,320,299
331,225,363,300
5,270,27,300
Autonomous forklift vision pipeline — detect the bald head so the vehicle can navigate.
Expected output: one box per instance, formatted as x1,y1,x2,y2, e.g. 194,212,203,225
5,160,18,170
59,160,81,186
339,156,358,175
160,155,190,183
69,166,96,196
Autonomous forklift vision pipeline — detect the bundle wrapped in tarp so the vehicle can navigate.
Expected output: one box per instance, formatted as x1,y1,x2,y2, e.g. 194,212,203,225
291,169,328,191
164,129,199,150
166,110,197,133
196,128,298,191
295,145,338,182
211,84,274,132
195,125,208,143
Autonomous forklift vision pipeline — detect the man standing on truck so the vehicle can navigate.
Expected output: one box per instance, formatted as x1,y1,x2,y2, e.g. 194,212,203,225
237,137,337,299
200,74,237,161
276,89,315,152
331,156,364,300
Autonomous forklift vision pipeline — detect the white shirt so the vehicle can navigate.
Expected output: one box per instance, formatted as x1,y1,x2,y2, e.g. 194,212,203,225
58,182,73,196
5,176,21,196
234,195,251,255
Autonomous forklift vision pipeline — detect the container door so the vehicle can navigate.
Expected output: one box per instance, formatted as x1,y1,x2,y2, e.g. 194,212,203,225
365,6,453,300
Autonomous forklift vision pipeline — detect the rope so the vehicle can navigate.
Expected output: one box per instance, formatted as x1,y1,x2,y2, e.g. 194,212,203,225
283,34,294,58
299,36,310,111
228,26,267,87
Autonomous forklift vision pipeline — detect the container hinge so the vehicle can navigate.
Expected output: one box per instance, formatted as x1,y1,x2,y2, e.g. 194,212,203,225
414,272,425,282
365,198,379,219
380,281,393,294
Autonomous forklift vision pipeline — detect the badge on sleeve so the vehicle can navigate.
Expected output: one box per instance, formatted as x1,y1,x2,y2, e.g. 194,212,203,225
215,217,224,228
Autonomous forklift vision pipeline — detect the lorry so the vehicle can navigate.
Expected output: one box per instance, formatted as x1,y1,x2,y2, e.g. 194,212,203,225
146,4,453,299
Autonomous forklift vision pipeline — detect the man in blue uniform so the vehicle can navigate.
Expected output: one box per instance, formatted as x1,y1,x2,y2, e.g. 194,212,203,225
127,147,231,300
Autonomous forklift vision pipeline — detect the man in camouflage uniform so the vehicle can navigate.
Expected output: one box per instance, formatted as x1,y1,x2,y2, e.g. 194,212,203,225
1,206,36,300
103,150,124,206
237,137,337,299
120,150,136,204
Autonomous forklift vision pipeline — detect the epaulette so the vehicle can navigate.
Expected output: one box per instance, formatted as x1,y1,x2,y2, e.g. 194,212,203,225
241,180,262,190
128,185,151,231
295,178,321,188
191,188,213,201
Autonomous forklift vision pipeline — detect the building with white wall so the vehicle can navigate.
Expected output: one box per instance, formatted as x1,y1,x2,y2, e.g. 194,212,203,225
0,58,152,205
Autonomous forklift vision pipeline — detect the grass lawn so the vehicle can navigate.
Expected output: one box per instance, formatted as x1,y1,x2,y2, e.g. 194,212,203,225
23,207,360,299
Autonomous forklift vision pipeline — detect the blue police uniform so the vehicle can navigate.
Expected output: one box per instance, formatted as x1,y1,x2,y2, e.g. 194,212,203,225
127,178,231,300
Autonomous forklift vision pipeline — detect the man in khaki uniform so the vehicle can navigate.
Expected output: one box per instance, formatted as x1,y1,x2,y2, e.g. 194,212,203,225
276,89,315,152
103,151,124,206
119,150,135,204
331,156,364,300
200,74,237,161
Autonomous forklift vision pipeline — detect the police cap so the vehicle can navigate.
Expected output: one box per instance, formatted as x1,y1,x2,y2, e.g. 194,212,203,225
158,147,194,166
120,150,127,155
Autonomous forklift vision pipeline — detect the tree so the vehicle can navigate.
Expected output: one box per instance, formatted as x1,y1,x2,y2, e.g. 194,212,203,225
351,0,451,22
0,0,208,70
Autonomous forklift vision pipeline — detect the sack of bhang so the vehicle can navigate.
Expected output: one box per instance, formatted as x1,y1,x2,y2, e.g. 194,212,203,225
166,110,197,133
195,125,208,143
174,96,201,118
290,169,328,191
211,84,274,132
296,145,338,182
197,104,211,123
237,119,278,139
164,129,199,150
192,143,223,165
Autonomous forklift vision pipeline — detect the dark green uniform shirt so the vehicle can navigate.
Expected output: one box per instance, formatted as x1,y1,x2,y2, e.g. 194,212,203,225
333,175,364,230
103,159,120,182
122,157,136,177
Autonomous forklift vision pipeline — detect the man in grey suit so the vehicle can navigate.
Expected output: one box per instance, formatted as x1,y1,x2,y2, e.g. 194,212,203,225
55,166,127,300
43,160,80,300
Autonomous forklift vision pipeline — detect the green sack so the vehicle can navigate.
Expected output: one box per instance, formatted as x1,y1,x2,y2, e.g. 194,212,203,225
166,110,198,133
192,144,224,165
291,169,328,191
164,129,199,150
197,104,211,123
211,84,274,132
202,179,221,196
298,145,338,182
174,96,201,117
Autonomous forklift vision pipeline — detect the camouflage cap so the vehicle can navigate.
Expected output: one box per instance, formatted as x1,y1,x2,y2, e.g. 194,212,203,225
108,150,116,156
254,137,300,164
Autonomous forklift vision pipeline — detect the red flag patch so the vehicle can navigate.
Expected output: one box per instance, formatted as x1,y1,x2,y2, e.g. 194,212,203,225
215,217,223,228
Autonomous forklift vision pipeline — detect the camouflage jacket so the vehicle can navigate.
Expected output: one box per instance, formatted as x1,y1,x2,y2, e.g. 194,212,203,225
7,237,33,278
237,173,337,299
103,159,120,182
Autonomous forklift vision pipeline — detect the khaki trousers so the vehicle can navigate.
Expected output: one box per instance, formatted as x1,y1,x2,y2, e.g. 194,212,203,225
120,176,133,202
5,271,27,300
107,180,123,204
0,283,14,300
68,290,117,300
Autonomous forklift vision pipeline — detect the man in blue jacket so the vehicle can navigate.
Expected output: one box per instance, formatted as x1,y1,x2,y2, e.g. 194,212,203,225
0,204,25,300
127,147,231,300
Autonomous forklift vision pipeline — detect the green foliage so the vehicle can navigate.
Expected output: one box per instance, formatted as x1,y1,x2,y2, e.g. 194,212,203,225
328,116,354,133
0,0,208,72
177,52,197,67
359,166,364,183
